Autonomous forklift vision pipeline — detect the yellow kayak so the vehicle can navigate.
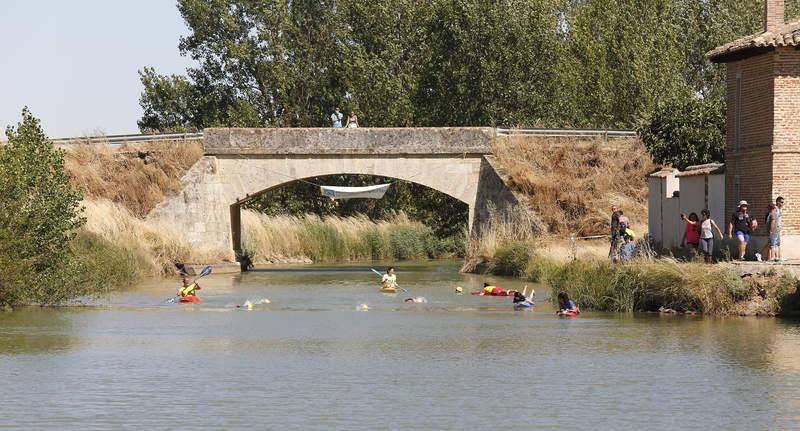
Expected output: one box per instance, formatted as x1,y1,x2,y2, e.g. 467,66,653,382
380,286,397,293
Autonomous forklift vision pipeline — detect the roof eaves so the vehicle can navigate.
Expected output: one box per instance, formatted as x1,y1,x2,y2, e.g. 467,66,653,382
707,20,800,63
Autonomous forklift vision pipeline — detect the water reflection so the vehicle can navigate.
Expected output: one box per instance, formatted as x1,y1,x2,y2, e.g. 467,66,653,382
1,261,799,429
0,307,78,354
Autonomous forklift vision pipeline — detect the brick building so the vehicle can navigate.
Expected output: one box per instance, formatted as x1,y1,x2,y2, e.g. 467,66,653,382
707,0,800,258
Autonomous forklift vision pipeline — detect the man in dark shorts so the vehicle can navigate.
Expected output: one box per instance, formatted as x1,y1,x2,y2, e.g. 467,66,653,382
727,200,756,260
609,205,621,261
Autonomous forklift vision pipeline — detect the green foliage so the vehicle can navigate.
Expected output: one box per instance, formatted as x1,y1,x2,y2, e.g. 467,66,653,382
0,109,86,306
638,96,726,170
548,260,638,312
243,175,468,238
71,231,142,293
543,258,799,315
491,242,534,277
140,0,800,132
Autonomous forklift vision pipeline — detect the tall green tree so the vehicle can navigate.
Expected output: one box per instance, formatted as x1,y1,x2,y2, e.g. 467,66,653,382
0,109,87,307
638,96,726,170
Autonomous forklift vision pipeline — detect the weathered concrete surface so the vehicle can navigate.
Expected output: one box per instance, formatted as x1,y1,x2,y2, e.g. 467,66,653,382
204,127,494,155
148,127,521,258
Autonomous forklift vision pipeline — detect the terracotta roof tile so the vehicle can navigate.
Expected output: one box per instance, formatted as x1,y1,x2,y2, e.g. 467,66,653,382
707,20,800,62
675,163,725,177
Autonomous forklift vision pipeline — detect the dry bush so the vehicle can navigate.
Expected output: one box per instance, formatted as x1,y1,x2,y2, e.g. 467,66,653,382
82,199,232,275
493,135,655,236
241,210,457,263
64,140,203,217
462,206,539,272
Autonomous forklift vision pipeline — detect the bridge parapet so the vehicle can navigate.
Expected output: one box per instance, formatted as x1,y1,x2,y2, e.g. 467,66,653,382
203,127,494,155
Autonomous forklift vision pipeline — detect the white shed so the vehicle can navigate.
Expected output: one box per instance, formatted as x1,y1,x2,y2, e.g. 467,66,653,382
647,164,725,251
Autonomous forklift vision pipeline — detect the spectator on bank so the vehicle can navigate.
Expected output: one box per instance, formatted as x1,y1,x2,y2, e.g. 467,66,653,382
775,196,785,261
621,236,636,261
618,210,630,238
757,202,779,262
618,210,630,229
609,205,621,261
330,107,343,128
346,111,359,128
680,212,701,254
699,209,724,264
728,200,757,261
760,197,786,262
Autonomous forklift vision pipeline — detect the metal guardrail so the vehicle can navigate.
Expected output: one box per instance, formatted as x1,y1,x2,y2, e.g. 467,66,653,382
495,127,637,137
49,132,203,145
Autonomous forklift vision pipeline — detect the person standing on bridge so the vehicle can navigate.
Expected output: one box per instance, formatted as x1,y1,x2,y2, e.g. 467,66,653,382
331,107,344,128
346,111,359,128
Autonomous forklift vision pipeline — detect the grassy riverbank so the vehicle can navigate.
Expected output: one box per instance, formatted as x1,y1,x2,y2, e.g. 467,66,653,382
471,239,799,316
78,199,463,280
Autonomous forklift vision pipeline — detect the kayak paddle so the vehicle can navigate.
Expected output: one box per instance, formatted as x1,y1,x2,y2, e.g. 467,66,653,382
167,265,213,303
370,268,407,292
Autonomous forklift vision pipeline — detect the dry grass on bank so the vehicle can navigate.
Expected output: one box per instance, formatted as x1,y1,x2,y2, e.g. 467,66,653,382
462,207,539,272
493,135,655,236
547,257,799,315
81,199,231,275
64,141,203,217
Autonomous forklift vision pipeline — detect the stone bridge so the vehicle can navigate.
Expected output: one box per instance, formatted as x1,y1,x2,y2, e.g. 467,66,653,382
148,128,520,259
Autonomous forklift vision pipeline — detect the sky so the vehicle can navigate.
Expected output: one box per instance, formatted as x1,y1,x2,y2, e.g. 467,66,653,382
0,0,195,137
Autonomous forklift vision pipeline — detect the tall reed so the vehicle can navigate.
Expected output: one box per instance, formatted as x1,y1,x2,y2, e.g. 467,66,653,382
462,206,539,272
241,210,462,263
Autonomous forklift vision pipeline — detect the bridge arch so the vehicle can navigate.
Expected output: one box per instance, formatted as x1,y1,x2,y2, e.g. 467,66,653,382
147,128,520,260
229,172,471,256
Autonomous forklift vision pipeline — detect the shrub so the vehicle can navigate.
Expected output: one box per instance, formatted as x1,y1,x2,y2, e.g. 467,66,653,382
0,109,87,307
71,231,143,292
491,242,533,277
389,226,427,260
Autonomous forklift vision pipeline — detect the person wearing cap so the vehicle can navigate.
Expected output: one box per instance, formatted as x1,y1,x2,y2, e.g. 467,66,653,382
728,200,757,260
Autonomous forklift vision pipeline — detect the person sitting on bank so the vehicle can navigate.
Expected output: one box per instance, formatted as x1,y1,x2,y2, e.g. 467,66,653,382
621,236,636,261
557,291,580,314
381,267,397,290
727,200,757,261
179,276,201,297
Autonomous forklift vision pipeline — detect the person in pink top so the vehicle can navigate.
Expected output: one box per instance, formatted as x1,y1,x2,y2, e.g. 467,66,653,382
680,212,701,255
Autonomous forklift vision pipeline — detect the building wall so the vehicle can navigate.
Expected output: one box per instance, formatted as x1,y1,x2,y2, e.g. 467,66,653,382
773,47,800,237
724,54,775,227
679,176,706,217
709,174,726,226
647,177,664,245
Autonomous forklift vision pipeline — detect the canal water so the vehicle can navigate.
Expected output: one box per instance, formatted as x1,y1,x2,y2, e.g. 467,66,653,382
1,262,799,430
